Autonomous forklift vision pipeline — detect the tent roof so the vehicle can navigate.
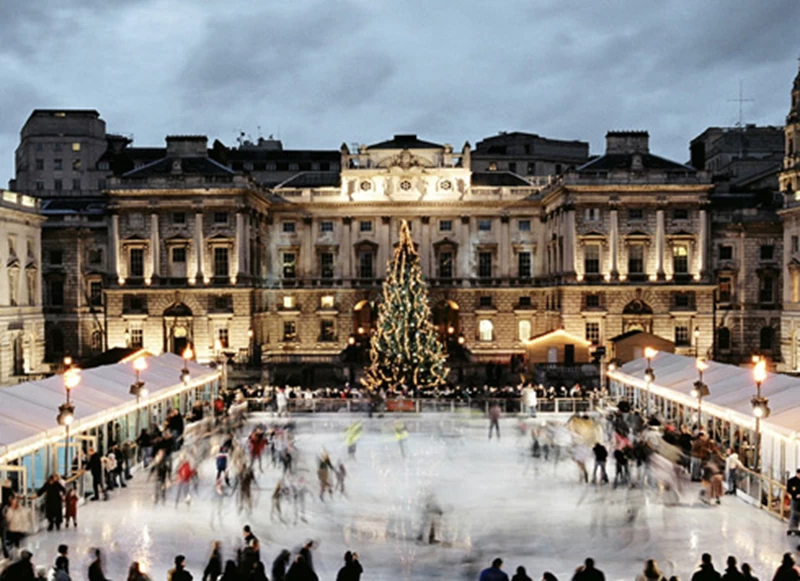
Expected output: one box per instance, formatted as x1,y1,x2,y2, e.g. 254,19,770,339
613,352,800,438
0,353,218,460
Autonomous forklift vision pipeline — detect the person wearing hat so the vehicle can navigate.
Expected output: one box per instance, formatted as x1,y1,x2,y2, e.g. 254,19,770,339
0,548,35,581
168,555,193,581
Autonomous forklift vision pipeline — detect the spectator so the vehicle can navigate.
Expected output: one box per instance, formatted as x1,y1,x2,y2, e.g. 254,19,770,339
772,554,800,581
787,470,800,535
126,561,150,581
0,549,35,581
52,556,71,581
636,560,666,581
723,556,745,581
168,555,193,581
741,564,757,581
4,496,29,551
202,541,222,581
88,549,110,581
272,549,291,581
336,551,363,581
691,554,721,581
37,474,65,532
480,558,510,581
511,565,533,581
573,558,605,581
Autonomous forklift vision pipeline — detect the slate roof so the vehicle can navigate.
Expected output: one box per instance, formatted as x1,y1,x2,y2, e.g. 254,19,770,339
40,198,108,214
275,172,341,189
367,134,443,150
122,156,236,178
578,153,695,172
471,172,532,187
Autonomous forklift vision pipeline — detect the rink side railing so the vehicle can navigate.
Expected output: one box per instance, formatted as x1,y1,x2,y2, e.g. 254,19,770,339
732,464,789,523
246,396,599,415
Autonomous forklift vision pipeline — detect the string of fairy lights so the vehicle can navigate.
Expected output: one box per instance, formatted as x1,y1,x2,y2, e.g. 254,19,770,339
362,220,449,392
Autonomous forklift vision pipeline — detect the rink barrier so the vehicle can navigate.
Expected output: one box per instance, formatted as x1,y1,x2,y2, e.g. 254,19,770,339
245,397,598,415
732,464,789,523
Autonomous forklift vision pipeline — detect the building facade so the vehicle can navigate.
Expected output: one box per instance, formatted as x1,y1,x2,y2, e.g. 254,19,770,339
0,190,46,384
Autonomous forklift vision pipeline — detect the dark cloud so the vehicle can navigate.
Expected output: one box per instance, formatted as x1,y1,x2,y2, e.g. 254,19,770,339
2,0,799,183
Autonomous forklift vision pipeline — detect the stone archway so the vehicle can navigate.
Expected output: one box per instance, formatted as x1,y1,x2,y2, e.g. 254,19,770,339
163,302,193,355
622,298,653,334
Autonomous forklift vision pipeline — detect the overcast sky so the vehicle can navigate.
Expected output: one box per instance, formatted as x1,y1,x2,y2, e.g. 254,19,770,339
1,0,799,184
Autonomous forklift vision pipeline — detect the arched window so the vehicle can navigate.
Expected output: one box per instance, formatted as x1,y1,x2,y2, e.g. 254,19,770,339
91,330,104,353
479,320,494,342
518,320,531,342
760,327,773,351
717,327,731,351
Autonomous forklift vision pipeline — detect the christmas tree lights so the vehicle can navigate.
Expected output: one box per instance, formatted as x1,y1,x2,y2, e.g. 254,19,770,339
362,220,448,391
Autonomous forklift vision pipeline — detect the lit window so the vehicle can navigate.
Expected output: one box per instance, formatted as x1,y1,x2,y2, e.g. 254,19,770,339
319,320,335,342
320,295,334,309
479,320,494,342
282,252,296,279
584,245,600,274
673,246,688,274
518,320,531,341
72,143,81,152
72,159,81,170
282,321,297,342
216,328,229,349
282,296,296,310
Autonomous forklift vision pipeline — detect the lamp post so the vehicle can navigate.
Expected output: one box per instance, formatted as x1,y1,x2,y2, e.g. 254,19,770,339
694,326,700,358
57,361,80,478
181,346,193,385
247,328,254,366
215,338,228,390
751,357,770,471
130,356,148,439
643,347,657,417
691,358,710,432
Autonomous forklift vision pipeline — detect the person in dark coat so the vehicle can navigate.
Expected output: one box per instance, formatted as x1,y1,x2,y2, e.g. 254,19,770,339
250,561,269,581
723,556,745,581
272,549,291,581
0,549,35,581
88,549,110,581
202,541,222,581
37,474,65,531
219,560,238,581
299,540,315,573
788,469,800,535
168,554,193,581
480,558,510,581
87,449,106,501
511,566,533,581
592,444,609,484
572,558,605,581
286,554,318,581
772,553,800,581
691,554,722,581
335,551,363,581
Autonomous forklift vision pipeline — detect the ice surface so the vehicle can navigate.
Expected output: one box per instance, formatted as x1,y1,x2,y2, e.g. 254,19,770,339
20,414,793,580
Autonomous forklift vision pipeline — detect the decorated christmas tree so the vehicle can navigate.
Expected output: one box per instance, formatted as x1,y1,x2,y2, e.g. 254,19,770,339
362,220,449,392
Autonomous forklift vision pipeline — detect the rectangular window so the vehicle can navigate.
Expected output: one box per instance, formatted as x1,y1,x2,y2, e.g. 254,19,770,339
129,248,144,277
172,247,186,263
438,252,453,278
518,320,531,341
585,208,600,222
89,281,102,307
518,251,532,278
358,252,374,278
719,245,733,260
628,208,643,221
35,159,44,170
585,322,600,345
282,252,296,279
49,279,64,306
793,236,799,253
130,326,143,348
674,292,691,308
214,212,228,225
673,208,689,220
172,212,186,225
673,246,688,274
479,319,494,342
35,180,44,191
89,248,103,265
359,220,373,233
439,220,453,232
320,320,335,342
72,178,81,190
760,245,775,260
282,321,297,342
674,325,690,346
320,221,334,233
518,220,531,232
478,219,492,232
213,247,229,277
628,245,644,274
54,159,63,171
320,295,334,309
216,328,229,349
479,295,493,308
718,276,732,303
282,221,296,233
282,296,296,310
54,179,63,191
72,142,81,152
320,252,334,278
760,275,775,303
49,249,63,265
585,293,600,308
72,159,81,171
518,296,532,307
584,245,600,274
478,252,493,278
213,295,232,312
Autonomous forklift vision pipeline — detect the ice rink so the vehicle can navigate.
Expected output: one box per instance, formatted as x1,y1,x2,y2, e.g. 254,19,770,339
20,414,794,580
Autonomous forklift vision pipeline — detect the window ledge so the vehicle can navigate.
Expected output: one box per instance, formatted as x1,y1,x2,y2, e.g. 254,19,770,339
317,308,338,315
277,309,301,316
475,307,498,315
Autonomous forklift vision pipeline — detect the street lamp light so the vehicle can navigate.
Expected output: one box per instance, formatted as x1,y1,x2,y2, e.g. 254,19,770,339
751,356,770,470
643,347,657,416
694,326,700,358
215,338,228,390
57,363,80,478
130,356,148,438
181,346,193,384
691,358,710,431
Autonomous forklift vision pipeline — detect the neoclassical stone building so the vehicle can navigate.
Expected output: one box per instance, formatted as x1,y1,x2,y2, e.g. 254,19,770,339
0,190,46,383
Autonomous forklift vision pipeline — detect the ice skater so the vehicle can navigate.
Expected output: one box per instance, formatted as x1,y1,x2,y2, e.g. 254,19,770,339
151,449,170,505
318,452,335,501
291,476,310,524
488,404,501,440
335,461,347,496
394,421,409,457
249,426,267,473
417,493,444,544
238,464,256,514
345,421,363,459
271,479,288,523
174,454,196,507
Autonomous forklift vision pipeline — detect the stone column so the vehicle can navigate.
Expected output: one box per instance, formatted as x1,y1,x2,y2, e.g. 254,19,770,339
609,208,619,279
303,217,314,278
194,211,204,281
655,209,665,279
458,216,471,278
341,217,352,279
421,217,432,278
697,207,707,278
500,216,511,277
565,208,577,276
150,212,160,280
110,213,121,281
534,216,546,277
236,211,246,279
